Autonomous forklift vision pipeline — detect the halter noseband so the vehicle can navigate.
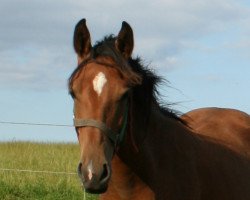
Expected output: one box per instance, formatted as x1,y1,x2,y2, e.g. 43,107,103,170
73,103,129,146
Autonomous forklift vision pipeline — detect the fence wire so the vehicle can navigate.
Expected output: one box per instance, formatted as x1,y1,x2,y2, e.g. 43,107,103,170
0,121,73,127
0,168,77,175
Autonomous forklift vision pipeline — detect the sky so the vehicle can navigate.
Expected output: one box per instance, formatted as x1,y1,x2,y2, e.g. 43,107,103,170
0,0,249,142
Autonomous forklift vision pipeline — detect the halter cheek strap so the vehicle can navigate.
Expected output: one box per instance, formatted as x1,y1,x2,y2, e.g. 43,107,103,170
73,104,129,146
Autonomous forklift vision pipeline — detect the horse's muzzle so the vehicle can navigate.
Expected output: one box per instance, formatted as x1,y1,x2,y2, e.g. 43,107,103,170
77,162,111,194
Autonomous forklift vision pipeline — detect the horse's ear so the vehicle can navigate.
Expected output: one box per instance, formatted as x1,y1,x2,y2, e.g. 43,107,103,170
73,19,92,62
115,21,134,59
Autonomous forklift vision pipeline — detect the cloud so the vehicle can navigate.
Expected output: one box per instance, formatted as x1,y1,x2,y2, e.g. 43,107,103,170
0,46,74,90
0,0,249,90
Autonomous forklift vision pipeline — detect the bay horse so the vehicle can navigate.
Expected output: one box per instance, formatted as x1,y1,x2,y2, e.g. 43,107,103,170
69,19,250,200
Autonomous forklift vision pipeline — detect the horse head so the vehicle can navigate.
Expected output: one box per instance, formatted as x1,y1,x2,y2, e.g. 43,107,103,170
69,19,141,193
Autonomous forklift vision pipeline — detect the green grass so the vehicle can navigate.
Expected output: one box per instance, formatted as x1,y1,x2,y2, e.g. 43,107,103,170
0,141,98,200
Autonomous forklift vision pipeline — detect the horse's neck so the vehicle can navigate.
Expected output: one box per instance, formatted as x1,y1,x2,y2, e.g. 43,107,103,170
114,105,250,199
119,104,199,191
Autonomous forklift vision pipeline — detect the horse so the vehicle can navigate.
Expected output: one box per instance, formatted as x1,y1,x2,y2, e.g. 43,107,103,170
68,19,250,200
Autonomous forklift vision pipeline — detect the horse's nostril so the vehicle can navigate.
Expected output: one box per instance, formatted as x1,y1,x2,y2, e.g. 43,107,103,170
100,164,108,180
100,164,110,183
77,162,83,178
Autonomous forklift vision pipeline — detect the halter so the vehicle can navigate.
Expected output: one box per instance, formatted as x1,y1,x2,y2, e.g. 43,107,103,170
73,103,129,147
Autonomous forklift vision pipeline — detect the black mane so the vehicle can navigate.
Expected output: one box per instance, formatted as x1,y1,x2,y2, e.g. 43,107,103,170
69,35,185,125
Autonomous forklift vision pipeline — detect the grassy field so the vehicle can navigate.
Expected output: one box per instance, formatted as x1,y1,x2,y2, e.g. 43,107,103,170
0,141,98,200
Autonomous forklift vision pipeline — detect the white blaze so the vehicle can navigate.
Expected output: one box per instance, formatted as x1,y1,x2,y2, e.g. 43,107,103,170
93,72,107,96
88,168,93,181
87,160,93,181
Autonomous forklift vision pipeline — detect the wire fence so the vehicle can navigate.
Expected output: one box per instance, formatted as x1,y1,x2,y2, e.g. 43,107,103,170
0,120,90,199
0,168,77,175
0,120,76,176
0,121,73,127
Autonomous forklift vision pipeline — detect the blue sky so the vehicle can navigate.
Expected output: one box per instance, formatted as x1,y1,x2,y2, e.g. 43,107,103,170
0,0,249,142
